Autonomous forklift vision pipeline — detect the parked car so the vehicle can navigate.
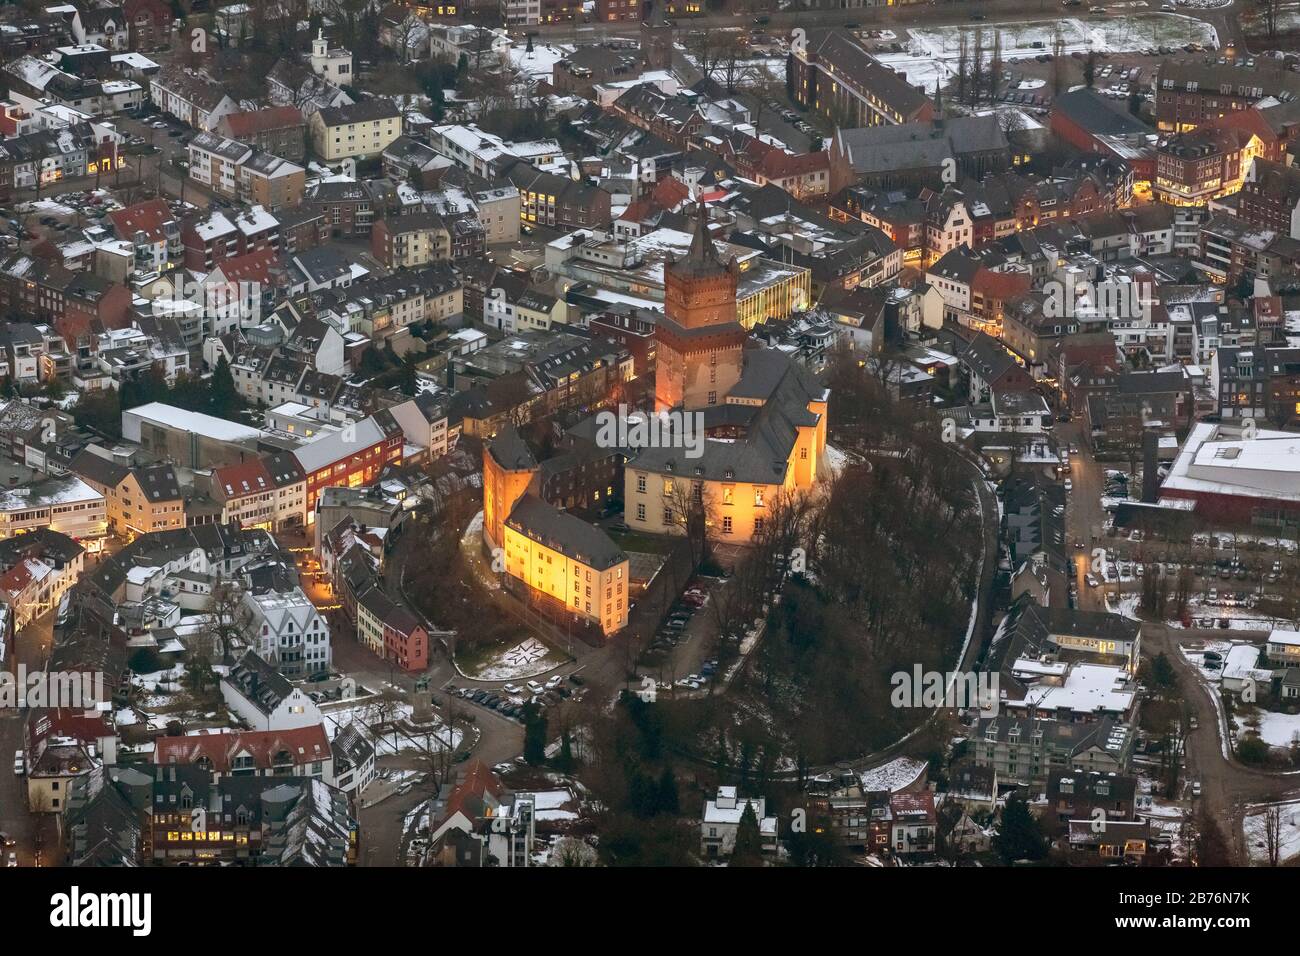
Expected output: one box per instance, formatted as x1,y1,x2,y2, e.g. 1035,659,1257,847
5,852,14,867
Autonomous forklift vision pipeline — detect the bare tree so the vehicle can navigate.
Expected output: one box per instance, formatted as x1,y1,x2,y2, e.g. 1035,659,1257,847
956,34,968,105
1264,805,1282,867
666,478,717,571
203,574,245,665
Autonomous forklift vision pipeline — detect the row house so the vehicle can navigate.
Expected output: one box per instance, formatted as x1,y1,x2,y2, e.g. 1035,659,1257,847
108,198,183,277
1210,345,1300,425
709,130,831,201
152,726,334,783
241,584,331,678
3,56,106,115
609,83,705,150
357,586,429,672
499,159,611,230
1154,59,1300,133
216,105,307,162
0,528,83,628
1197,212,1300,284
370,212,451,269
67,452,184,540
123,0,173,50
181,206,281,273
150,66,238,131
308,99,403,163
187,132,306,210
305,180,374,237
1236,158,1300,241
292,411,405,519
426,123,565,179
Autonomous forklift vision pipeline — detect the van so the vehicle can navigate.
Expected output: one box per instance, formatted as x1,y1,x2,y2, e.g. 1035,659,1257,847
12,751,24,775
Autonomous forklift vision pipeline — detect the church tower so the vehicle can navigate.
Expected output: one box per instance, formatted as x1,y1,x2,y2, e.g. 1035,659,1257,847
654,203,746,411
640,0,674,72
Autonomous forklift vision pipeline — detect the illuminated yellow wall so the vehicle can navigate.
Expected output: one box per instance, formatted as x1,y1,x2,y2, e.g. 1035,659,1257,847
502,525,629,635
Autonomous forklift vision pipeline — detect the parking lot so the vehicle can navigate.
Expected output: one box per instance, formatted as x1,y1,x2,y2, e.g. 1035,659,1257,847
632,578,725,698
444,671,588,727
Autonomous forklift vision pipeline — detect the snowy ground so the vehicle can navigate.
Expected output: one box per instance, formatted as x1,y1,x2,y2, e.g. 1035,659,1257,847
1244,800,1300,864
517,788,580,822
882,14,1218,90
464,637,564,681
910,15,1217,62
505,41,576,84
1179,640,1235,683
1234,707,1300,750
859,756,928,793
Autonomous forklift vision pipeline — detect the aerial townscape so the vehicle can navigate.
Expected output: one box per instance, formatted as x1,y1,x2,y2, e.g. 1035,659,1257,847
0,0,1296,887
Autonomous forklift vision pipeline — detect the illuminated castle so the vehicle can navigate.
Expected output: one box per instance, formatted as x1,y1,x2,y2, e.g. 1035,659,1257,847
653,202,747,411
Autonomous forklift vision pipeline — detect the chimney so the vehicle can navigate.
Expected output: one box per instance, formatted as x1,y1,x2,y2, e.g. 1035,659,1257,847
98,734,116,767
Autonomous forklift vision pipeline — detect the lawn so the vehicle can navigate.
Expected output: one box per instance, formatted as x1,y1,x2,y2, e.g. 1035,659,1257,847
456,635,567,681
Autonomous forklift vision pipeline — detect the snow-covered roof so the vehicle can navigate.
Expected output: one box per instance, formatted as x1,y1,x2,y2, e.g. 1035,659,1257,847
123,402,263,443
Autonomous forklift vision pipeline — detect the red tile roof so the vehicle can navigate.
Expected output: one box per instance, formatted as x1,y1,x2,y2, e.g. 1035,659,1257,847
28,708,114,749
153,726,332,772
212,457,274,500
0,559,39,597
213,246,281,284
759,149,830,179
108,198,173,242
220,106,304,138
441,759,505,821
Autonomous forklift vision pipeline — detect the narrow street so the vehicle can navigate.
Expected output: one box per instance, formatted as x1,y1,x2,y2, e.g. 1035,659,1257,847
1059,420,1111,612
1,605,61,867
1142,622,1300,864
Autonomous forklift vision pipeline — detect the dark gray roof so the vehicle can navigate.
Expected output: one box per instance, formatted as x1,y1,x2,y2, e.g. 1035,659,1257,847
316,99,402,126
1053,88,1152,136
224,650,295,716
505,494,626,571
626,347,825,485
488,424,537,472
69,448,129,488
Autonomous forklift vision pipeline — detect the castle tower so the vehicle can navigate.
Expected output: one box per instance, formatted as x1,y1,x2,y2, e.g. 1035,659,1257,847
654,202,746,411
482,426,538,552
640,0,674,72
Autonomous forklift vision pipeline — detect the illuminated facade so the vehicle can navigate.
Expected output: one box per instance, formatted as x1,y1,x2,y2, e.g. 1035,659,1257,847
654,203,747,411
294,412,405,521
483,428,630,635
627,349,829,546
